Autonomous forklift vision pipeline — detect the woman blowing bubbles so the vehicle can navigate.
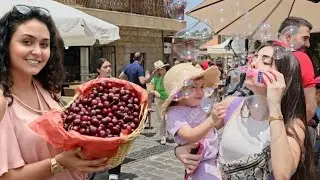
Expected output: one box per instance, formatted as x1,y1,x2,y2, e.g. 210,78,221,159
175,42,319,180
0,5,108,180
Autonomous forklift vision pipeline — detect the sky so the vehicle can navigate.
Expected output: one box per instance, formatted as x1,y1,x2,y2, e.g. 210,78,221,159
184,0,208,30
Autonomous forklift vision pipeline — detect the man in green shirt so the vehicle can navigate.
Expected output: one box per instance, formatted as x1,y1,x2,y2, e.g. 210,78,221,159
149,60,169,145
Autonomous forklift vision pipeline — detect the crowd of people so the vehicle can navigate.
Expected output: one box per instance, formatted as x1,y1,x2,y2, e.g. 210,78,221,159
0,4,320,180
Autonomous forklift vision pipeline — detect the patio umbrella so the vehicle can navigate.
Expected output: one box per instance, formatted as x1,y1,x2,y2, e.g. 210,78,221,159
187,0,320,40
207,38,234,55
0,0,120,46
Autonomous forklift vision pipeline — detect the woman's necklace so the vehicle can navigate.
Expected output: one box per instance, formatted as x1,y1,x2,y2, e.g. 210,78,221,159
11,82,44,114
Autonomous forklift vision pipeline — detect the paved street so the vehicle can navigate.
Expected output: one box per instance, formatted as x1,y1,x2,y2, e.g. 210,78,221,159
93,104,185,180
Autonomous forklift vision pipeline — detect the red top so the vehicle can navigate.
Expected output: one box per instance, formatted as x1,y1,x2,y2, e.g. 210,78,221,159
274,41,315,88
200,59,211,70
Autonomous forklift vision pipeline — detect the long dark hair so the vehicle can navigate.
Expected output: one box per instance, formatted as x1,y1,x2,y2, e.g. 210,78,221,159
0,7,65,104
96,58,109,71
245,41,318,179
96,58,110,77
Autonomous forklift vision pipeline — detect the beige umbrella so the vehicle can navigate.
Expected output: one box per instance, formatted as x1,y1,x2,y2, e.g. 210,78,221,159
187,0,320,40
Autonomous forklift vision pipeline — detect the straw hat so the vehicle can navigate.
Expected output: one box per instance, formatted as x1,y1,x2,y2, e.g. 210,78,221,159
161,63,221,117
152,60,169,73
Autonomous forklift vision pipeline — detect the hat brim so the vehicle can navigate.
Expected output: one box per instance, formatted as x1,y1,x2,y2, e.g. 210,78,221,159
161,66,220,118
152,64,170,74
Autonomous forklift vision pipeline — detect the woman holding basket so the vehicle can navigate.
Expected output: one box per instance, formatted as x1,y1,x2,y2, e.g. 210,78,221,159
0,5,107,180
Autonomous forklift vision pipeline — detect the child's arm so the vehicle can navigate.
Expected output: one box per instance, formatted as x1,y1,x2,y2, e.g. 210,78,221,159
176,116,215,143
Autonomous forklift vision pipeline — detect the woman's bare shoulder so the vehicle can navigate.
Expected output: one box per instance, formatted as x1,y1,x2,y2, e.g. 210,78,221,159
0,89,7,122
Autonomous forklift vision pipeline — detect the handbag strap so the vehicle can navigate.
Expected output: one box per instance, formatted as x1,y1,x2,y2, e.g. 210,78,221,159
224,97,244,125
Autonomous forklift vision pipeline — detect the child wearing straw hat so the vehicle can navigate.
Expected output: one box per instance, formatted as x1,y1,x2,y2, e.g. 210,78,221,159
162,63,223,180
149,60,170,145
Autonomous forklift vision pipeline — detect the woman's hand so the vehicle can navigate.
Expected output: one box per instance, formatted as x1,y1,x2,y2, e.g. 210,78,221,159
55,148,109,173
263,70,286,108
175,144,202,174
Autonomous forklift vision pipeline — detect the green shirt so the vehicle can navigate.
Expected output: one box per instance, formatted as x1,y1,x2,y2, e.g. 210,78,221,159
151,76,168,100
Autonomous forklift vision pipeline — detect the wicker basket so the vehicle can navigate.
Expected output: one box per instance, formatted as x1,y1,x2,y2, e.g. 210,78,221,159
65,88,148,168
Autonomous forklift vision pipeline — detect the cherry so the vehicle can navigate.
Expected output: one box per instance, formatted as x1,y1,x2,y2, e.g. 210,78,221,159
63,82,143,137
99,130,107,138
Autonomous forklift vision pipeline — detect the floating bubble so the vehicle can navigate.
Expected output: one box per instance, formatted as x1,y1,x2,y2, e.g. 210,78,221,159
230,0,244,17
173,23,214,61
232,36,246,54
172,39,198,60
172,77,195,101
279,26,304,51
200,28,213,40
273,46,286,60
261,23,271,30
182,88,192,98
200,97,214,113
201,88,219,113
258,23,272,42
235,95,271,149
261,33,272,42
183,79,193,87
245,95,269,120
172,93,182,101
166,0,188,21
218,8,225,24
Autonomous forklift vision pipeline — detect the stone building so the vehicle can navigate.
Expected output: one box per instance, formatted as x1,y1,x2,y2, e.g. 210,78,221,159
56,0,186,81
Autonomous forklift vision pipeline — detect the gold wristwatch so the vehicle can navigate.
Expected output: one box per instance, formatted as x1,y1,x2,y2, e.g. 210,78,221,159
50,158,64,175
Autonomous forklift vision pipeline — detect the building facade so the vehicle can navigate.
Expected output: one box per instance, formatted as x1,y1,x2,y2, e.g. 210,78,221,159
56,0,186,81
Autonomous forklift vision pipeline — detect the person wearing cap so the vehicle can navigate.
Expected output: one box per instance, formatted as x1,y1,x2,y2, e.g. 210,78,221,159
149,60,170,145
162,63,222,179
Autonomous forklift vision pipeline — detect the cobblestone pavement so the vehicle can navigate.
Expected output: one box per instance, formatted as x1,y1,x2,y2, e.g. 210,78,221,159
93,104,185,180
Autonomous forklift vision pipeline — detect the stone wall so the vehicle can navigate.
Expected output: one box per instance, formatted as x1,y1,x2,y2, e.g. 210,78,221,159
114,26,164,75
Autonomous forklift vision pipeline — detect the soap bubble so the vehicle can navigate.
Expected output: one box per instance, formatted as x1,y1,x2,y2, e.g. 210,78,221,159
258,23,272,42
279,26,304,51
200,97,214,113
172,39,198,60
218,8,225,24
245,95,270,121
173,24,214,61
172,75,196,101
183,79,193,87
201,88,219,113
273,46,286,60
235,95,271,148
166,0,188,21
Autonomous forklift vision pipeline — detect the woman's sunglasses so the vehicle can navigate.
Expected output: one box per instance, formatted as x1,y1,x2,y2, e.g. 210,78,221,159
12,4,51,17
